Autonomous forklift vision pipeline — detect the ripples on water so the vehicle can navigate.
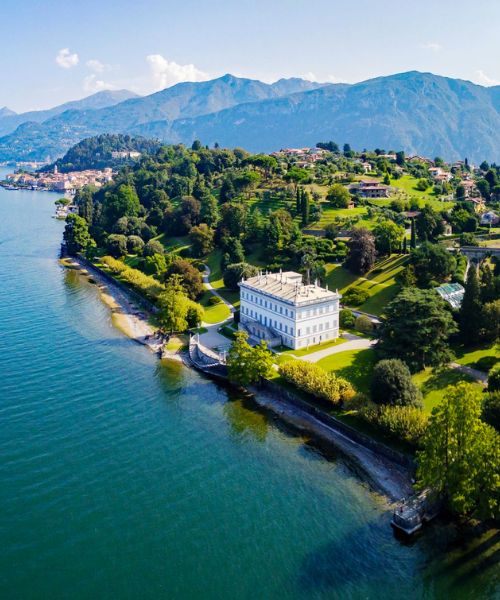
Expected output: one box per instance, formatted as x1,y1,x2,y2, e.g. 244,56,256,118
0,179,498,599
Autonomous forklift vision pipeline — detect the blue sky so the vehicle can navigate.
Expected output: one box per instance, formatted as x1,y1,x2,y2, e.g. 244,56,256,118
1,0,500,112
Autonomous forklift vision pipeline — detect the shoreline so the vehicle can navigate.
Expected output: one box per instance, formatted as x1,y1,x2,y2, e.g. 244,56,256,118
62,255,413,503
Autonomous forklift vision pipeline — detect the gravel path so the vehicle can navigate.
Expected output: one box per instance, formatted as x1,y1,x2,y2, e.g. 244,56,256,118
292,336,376,363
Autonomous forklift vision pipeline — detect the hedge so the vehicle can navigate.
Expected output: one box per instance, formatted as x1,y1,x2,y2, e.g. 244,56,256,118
100,255,165,301
278,360,355,405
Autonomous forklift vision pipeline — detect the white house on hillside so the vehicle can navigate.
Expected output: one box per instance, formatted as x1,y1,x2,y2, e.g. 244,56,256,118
239,271,341,349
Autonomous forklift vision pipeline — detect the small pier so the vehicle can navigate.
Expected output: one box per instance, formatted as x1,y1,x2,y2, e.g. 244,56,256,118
188,334,228,380
391,490,441,536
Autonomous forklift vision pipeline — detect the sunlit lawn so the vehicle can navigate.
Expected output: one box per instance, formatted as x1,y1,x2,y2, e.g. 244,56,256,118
325,254,409,315
276,337,348,357
454,344,500,372
317,348,377,394
199,290,231,324
412,367,483,414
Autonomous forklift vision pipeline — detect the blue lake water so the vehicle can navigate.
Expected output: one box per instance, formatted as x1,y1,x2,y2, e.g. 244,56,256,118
0,170,498,599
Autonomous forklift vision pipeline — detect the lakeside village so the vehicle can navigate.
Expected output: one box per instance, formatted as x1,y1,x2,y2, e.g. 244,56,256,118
18,133,499,533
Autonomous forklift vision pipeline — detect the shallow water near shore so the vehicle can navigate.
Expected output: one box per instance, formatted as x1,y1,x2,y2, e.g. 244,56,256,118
0,171,498,599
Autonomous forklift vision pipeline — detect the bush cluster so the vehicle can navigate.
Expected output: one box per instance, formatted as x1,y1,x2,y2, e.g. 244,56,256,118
100,256,164,300
360,403,428,446
342,287,369,306
278,360,355,405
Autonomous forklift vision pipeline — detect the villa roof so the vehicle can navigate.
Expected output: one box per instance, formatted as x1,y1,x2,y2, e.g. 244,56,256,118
240,271,340,305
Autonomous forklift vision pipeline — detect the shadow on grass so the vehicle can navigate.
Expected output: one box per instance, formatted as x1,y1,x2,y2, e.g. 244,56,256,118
334,349,377,394
420,368,475,397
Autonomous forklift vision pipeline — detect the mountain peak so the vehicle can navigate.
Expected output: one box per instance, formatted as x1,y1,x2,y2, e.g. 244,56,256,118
0,106,17,117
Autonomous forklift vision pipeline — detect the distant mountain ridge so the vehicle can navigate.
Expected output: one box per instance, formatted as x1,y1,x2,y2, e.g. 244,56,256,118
0,72,499,163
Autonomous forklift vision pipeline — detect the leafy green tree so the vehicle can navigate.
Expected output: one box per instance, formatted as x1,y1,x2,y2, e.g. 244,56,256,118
265,209,300,253
411,241,456,287
378,288,457,372
106,233,128,257
488,364,500,392
373,220,404,255
252,341,274,384
157,275,191,333
143,252,167,277
416,206,444,242
383,172,391,185
223,262,258,290
227,331,261,386
417,383,500,519
103,184,140,229
199,192,220,227
482,392,500,432
410,217,417,249
459,265,483,345
415,178,430,191
339,308,356,329
127,235,145,254
481,300,500,343
63,214,93,255
143,239,165,257
284,166,309,189
326,183,351,208
189,223,215,257
165,258,204,300
345,228,376,274
371,359,422,407
301,188,311,225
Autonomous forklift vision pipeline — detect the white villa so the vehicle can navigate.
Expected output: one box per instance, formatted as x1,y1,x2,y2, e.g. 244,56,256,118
238,271,341,350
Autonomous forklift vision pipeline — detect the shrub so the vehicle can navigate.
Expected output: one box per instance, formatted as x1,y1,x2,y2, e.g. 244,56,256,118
488,364,500,392
343,287,370,306
339,308,355,329
278,360,355,405
208,295,222,305
127,235,145,255
482,392,500,431
143,239,165,257
371,359,422,407
100,255,164,300
355,314,373,333
360,403,428,446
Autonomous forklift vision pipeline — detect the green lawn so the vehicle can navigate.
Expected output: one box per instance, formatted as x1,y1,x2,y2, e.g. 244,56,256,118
199,290,231,324
454,344,500,372
412,368,483,414
156,234,192,255
325,254,409,315
388,175,454,210
276,336,348,358
317,348,377,394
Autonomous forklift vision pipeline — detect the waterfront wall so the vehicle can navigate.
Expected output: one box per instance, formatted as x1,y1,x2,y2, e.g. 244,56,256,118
263,379,416,471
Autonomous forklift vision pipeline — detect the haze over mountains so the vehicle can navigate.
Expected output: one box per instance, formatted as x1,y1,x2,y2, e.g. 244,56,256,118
1,71,499,163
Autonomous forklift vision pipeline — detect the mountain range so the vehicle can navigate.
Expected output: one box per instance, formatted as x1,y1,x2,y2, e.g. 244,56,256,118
1,71,499,163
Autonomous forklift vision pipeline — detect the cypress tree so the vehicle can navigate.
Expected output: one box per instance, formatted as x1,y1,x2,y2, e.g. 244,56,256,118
301,189,310,226
459,264,483,345
410,218,417,249
296,187,301,215
402,236,408,254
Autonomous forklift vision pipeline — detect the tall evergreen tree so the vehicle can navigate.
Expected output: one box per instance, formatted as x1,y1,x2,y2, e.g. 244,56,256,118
301,189,310,226
459,264,483,345
410,218,417,249
402,236,408,254
296,187,301,215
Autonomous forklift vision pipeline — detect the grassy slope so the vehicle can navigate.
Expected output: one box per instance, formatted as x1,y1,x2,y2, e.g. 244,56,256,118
317,348,377,394
412,368,483,414
325,254,409,316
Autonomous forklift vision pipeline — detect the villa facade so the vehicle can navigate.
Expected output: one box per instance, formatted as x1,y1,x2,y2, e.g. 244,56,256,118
238,271,341,349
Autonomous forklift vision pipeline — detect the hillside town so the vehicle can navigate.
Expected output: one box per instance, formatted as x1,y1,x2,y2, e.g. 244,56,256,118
1,165,113,193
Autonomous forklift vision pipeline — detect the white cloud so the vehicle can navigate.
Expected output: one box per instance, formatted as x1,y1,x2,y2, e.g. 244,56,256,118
304,71,343,83
56,48,79,69
83,74,117,93
421,41,442,52
146,54,209,90
86,59,107,73
475,70,500,86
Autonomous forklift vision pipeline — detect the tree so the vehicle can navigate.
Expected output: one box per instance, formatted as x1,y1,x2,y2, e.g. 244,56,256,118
416,206,444,242
252,341,274,384
157,275,194,333
265,209,300,253
127,235,145,254
458,265,482,345
223,262,258,290
373,220,404,255
165,258,204,300
383,172,391,186
488,364,500,392
326,183,351,208
284,166,309,189
227,331,261,386
106,233,128,257
410,218,417,249
339,309,355,329
63,214,92,255
143,252,167,276
482,392,500,432
189,223,215,257
417,383,500,519
103,184,140,229
345,228,376,274
378,288,457,372
143,239,165,257
411,241,456,288
371,359,422,407
301,188,311,225
199,192,220,227
482,300,500,343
